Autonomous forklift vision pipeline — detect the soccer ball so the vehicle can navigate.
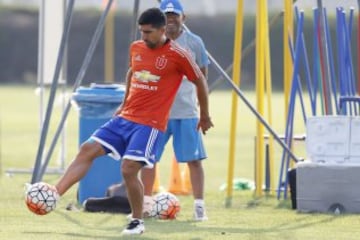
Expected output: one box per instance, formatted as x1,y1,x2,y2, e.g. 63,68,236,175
151,192,180,220
25,182,59,215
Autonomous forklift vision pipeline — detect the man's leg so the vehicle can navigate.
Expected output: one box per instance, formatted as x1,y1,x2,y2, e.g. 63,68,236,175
122,159,144,219
188,161,204,199
188,160,208,221
141,166,156,216
56,141,105,196
141,165,156,196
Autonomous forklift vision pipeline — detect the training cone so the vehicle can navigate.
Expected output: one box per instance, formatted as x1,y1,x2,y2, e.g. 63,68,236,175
182,164,192,195
168,157,189,195
152,164,163,193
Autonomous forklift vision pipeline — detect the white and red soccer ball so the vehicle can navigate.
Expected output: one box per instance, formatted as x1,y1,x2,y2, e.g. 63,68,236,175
151,192,180,220
25,182,59,215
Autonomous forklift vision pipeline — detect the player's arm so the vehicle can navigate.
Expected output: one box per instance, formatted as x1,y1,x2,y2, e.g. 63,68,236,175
192,72,213,134
200,66,208,80
114,67,133,116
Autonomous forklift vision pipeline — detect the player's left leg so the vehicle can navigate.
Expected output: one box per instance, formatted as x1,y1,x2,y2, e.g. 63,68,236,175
187,160,208,221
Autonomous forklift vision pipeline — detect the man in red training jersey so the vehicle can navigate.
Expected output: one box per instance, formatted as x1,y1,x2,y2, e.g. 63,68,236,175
49,7,213,236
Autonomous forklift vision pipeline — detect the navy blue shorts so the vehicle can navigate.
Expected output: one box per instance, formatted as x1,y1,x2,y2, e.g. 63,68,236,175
90,116,163,168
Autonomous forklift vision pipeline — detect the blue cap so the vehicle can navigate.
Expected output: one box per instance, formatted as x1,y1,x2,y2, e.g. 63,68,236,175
159,0,184,15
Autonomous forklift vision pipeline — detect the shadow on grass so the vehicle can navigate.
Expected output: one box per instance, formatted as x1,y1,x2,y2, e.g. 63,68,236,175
29,201,337,239
22,211,337,240
148,214,337,236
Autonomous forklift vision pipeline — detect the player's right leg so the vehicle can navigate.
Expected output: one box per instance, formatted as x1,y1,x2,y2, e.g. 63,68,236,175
55,140,105,196
141,166,156,217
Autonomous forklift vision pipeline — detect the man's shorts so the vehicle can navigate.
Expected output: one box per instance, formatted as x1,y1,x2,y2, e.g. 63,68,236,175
155,118,207,162
90,116,163,168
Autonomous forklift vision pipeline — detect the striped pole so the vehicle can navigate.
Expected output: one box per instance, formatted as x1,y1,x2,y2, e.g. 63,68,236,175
317,0,333,114
323,8,339,114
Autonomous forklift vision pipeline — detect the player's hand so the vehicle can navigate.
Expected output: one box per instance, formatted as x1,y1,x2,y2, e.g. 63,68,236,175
197,116,214,135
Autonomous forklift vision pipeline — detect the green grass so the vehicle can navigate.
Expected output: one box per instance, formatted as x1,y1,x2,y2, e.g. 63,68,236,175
1,85,359,240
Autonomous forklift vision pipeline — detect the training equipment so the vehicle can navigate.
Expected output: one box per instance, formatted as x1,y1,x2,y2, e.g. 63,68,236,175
25,182,59,215
297,161,360,213
168,158,191,195
296,116,360,213
151,192,180,219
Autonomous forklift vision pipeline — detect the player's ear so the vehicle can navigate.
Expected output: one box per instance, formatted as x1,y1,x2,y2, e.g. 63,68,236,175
160,25,166,34
182,13,186,22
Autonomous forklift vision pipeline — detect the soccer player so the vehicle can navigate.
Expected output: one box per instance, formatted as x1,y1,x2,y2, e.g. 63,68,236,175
51,7,213,236
141,0,210,221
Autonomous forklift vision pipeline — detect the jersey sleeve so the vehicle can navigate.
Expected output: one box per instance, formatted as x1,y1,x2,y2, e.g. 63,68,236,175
128,43,134,68
178,50,202,82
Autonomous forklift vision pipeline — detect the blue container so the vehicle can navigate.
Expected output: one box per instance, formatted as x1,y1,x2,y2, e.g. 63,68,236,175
72,84,125,204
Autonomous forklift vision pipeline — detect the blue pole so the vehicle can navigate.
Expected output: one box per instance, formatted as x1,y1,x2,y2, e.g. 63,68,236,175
277,11,304,199
312,8,320,115
342,9,357,114
295,7,315,116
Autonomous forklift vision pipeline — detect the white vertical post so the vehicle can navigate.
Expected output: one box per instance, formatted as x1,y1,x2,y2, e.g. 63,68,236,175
38,0,66,172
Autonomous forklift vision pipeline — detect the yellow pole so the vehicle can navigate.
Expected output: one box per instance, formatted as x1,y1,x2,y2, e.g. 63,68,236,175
104,0,115,83
225,0,244,207
284,0,294,168
255,0,266,197
284,0,294,121
263,0,275,194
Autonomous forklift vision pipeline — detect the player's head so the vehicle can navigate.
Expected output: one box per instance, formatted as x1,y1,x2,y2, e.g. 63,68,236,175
159,0,185,36
138,8,167,49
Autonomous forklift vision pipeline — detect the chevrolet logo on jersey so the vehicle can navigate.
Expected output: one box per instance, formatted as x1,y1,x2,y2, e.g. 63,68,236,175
133,70,160,83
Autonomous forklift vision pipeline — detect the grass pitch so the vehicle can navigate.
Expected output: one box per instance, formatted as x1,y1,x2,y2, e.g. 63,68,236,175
1,85,359,240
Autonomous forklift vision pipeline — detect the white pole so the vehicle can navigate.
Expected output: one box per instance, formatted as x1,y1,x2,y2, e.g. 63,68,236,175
37,0,45,128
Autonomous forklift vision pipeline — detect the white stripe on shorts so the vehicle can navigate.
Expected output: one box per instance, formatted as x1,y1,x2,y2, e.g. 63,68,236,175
90,136,121,160
146,128,158,159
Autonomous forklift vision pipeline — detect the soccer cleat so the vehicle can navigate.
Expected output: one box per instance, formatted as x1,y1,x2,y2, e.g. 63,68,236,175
194,204,208,221
121,219,145,235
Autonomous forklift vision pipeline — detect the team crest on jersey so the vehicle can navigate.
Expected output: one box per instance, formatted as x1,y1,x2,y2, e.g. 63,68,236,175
155,56,168,70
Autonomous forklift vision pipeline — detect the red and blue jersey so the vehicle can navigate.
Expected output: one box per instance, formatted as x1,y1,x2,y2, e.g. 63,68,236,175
120,39,202,131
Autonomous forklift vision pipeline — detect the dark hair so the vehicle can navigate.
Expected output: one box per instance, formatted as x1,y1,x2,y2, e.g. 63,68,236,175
138,8,166,28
